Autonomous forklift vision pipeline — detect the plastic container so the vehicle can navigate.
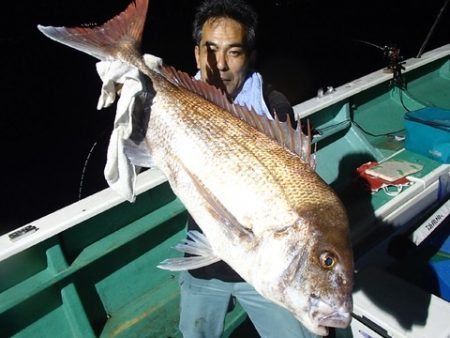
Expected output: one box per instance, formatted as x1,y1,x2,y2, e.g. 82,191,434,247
405,107,450,163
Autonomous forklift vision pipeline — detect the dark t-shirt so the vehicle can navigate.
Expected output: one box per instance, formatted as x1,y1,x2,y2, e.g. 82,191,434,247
187,83,296,282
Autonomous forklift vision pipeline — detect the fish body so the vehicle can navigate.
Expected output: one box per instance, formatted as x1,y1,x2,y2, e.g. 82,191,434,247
38,0,354,335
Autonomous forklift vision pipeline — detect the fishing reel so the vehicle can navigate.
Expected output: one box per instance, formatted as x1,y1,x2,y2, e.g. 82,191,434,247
358,40,406,89
383,44,406,88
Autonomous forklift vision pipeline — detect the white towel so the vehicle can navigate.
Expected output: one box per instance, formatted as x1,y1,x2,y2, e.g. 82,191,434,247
96,55,161,202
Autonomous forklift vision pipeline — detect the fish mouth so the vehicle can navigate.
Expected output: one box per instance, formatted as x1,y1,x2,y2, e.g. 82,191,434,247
317,311,351,328
309,295,352,329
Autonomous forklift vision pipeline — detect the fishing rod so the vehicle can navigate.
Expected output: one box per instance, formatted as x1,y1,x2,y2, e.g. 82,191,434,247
416,0,449,58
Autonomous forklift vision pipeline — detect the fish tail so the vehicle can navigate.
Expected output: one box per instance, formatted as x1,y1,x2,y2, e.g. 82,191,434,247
37,0,149,62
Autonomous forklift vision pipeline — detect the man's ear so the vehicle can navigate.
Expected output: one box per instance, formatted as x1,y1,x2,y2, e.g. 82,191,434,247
194,45,200,69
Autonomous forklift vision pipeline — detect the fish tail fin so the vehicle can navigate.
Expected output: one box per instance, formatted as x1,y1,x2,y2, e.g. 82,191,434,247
37,0,149,61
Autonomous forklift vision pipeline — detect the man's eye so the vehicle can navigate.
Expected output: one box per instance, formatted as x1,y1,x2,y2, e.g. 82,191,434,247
229,50,242,57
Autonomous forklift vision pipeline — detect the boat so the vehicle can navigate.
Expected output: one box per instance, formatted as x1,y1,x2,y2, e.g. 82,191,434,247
1,38,450,337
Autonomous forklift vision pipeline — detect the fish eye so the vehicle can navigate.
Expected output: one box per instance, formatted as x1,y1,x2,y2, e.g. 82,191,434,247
319,252,336,269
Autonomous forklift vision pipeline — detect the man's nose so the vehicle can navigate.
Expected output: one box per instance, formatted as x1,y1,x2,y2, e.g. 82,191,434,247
215,52,228,71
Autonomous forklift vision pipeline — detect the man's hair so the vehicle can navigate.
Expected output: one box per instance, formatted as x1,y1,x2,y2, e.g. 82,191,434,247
192,0,258,51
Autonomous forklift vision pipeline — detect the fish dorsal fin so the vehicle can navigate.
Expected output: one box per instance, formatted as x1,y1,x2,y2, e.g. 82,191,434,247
160,65,236,113
160,65,315,167
37,0,149,61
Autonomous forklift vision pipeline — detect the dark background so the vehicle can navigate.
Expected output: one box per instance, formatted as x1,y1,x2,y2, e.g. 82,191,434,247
1,0,449,235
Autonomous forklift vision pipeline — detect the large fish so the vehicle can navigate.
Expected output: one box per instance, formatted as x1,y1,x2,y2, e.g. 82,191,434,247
38,0,353,335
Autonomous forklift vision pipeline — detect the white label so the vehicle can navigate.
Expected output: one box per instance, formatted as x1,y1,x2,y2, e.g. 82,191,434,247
8,224,39,242
410,199,450,246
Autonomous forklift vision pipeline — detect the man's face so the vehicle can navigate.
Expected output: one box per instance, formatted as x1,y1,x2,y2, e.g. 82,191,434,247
195,17,251,99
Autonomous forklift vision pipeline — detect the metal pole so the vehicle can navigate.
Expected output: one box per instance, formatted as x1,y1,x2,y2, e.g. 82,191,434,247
416,0,450,58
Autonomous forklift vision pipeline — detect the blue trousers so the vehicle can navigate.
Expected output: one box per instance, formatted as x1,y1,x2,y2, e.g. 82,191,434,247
178,271,320,338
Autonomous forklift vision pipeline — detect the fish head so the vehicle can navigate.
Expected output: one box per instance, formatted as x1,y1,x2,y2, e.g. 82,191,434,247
254,204,354,336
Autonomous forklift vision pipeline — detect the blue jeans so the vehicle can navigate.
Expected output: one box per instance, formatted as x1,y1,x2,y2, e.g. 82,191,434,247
178,271,320,338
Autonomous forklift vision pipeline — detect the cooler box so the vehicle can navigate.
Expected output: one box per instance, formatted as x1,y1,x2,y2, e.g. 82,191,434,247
404,107,450,163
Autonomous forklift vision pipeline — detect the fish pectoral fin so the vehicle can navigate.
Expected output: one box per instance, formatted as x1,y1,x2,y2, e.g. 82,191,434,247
175,230,215,256
157,256,220,271
201,192,255,247
181,163,255,247
157,231,220,271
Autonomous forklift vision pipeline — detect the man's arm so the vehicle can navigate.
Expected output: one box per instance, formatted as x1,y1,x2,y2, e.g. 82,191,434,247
263,84,297,129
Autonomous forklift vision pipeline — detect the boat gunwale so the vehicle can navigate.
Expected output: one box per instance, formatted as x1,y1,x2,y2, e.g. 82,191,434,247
0,168,168,262
293,44,450,119
2,44,450,263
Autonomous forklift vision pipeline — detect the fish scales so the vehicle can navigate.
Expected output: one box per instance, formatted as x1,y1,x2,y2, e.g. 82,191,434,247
147,79,352,310
37,0,354,335
147,80,337,232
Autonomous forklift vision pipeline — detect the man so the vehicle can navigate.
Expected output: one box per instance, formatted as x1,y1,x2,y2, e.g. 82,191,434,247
178,1,318,337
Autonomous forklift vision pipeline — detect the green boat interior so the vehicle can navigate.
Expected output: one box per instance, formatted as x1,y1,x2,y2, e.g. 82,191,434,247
309,56,450,249
1,48,449,338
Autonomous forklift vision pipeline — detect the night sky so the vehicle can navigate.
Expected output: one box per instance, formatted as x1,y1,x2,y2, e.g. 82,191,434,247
1,0,449,234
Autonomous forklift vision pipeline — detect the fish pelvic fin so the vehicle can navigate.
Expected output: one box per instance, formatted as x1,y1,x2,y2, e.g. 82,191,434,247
160,65,315,168
157,231,221,271
37,0,149,62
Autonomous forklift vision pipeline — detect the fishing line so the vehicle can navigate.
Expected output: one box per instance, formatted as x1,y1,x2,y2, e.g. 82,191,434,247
78,129,107,200
400,87,439,111
398,89,412,112
313,116,405,139
315,119,402,138
314,120,351,133
352,121,405,138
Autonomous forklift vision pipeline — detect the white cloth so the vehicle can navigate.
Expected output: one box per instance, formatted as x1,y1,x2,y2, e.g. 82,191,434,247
96,55,161,202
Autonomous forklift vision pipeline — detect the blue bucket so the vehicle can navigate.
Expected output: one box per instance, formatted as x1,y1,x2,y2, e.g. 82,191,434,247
427,228,450,302
405,107,450,163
